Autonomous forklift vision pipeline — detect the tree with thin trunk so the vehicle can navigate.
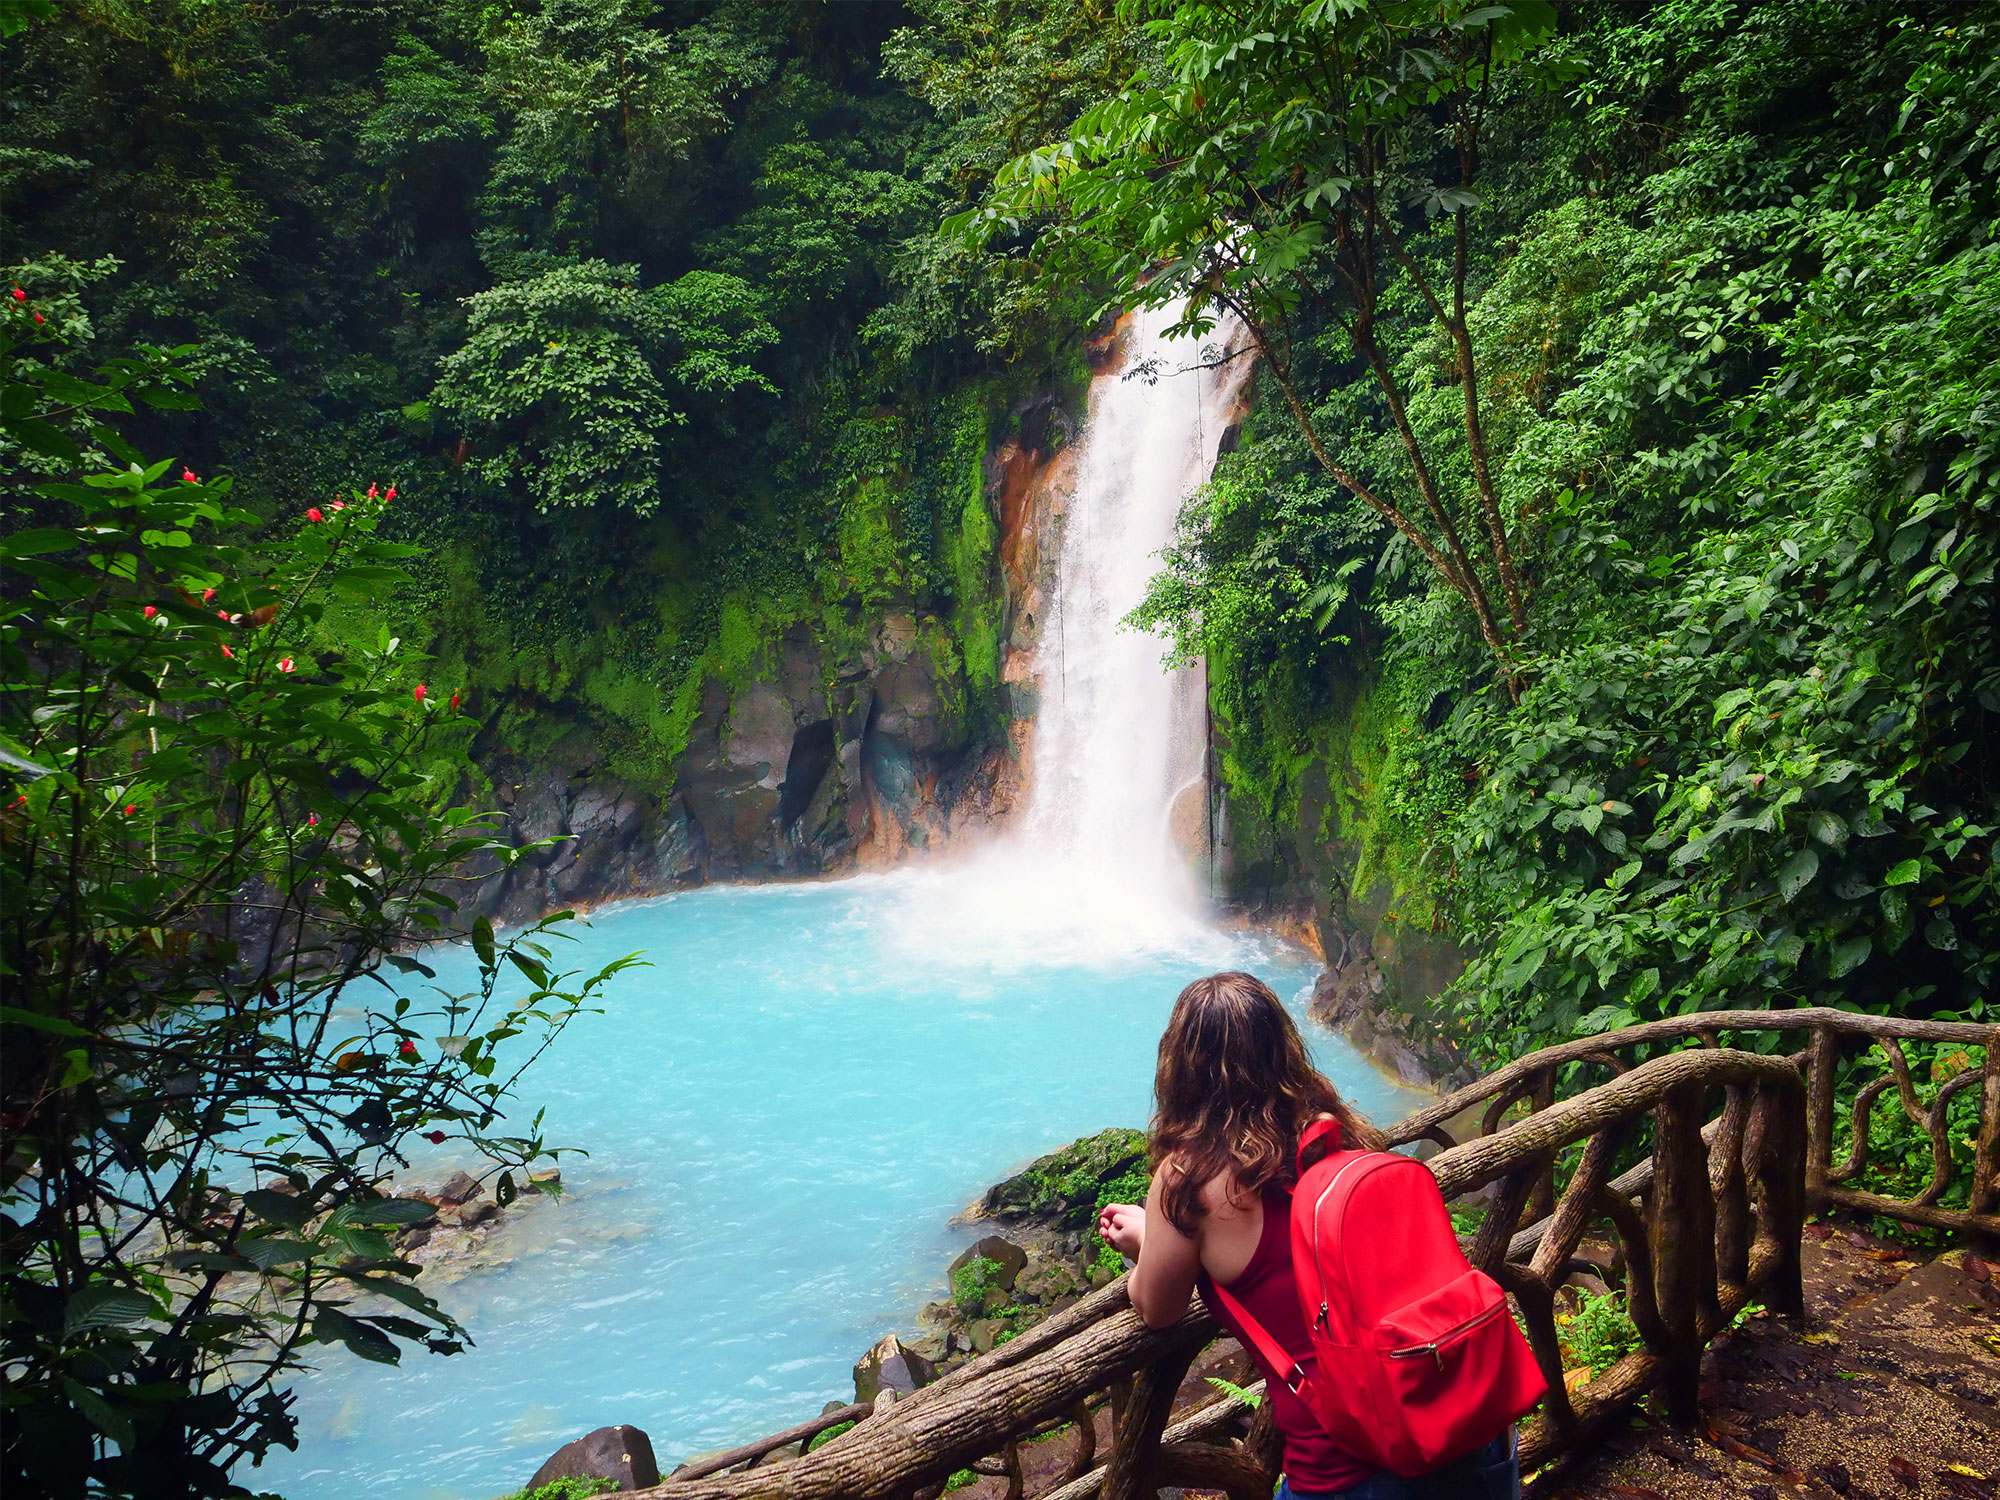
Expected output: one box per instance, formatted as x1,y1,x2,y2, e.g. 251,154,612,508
954,0,1564,683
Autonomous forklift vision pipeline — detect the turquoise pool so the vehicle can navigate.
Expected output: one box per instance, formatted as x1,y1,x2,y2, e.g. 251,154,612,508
253,872,1419,1500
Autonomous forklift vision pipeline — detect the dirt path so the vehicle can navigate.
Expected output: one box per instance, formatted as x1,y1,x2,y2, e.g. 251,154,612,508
1530,1219,1999,1500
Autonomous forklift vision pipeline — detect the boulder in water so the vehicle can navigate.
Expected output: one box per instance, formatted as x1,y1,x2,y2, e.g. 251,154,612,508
434,1170,482,1205
949,1235,1028,1293
528,1425,660,1492
852,1333,936,1404
978,1128,1149,1231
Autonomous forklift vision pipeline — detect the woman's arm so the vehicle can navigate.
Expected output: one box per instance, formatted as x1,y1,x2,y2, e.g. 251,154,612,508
1097,1164,1204,1330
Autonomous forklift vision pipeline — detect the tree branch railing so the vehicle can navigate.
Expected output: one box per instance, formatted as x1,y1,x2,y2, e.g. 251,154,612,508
1386,1007,1997,1237
626,1040,1853,1500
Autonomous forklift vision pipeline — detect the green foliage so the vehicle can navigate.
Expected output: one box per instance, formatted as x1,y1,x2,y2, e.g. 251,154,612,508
1556,1288,1643,1377
952,1255,1005,1319
968,0,1573,661
501,1478,620,1500
945,1468,979,1490
1203,1376,1262,1410
432,260,776,514
0,0,1039,818
1125,0,2000,1061
808,1420,857,1453
0,317,637,1497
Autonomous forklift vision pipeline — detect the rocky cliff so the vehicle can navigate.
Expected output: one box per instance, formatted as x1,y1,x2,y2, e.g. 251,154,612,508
1212,746,1476,1092
462,393,1082,926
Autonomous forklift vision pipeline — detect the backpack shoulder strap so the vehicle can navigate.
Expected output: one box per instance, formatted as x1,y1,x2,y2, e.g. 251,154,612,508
1203,1279,1314,1399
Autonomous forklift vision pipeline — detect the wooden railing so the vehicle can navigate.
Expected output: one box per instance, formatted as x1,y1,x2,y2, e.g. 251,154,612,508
1387,1007,1998,1236
628,1012,1993,1500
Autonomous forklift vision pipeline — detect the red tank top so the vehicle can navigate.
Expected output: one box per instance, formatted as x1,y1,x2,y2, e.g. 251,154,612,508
1197,1189,1371,1493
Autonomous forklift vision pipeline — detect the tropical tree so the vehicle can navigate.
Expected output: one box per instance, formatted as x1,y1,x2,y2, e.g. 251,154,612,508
430,259,776,514
959,0,1565,674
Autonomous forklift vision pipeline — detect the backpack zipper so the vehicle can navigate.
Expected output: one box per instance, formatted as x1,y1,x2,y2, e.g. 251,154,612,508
1386,1302,1506,1371
1308,1153,1381,1340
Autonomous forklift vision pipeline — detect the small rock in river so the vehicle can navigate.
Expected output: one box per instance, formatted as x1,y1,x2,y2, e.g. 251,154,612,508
435,1169,482,1205
949,1236,1028,1292
853,1333,936,1404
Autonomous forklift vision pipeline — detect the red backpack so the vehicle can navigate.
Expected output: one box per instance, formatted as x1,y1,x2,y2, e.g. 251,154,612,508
1205,1120,1546,1477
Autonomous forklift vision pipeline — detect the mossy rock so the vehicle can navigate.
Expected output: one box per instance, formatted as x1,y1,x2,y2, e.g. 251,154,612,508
979,1127,1149,1231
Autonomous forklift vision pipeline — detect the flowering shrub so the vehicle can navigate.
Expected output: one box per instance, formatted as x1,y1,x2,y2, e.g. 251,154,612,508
0,309,638,1496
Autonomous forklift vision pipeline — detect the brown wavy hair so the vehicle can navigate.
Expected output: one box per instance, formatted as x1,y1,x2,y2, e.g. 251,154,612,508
1150,971,1384,1234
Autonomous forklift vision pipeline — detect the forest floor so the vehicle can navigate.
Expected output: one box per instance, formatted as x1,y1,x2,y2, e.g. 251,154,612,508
1528,1217,2000,1500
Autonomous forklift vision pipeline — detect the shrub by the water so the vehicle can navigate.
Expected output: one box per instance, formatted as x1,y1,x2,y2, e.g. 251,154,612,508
0,310,635,1497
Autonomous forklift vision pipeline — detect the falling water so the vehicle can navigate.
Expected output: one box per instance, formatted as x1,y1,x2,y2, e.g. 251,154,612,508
1026,303,1251,881
884,301,1254,966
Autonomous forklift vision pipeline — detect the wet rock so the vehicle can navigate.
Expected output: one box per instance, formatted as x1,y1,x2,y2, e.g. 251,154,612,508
853,1333,936,1405
526,1167,561,1193
1016,1260,1083,1306
440,1198,496,1227
967,1318,1007,1354
980,1128,1149,1231
528,1425,660,1492
435,1170,482,1205
950,1236,1029,1293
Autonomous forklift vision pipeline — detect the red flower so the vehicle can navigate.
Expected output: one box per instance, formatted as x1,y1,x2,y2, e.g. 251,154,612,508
306,507,324,523
413,684,427,703
8,288,22,302
31,313,42,325
201,588,216,603
181,468,198,483
307,812,320,828
331,500,346,511
143,605,158,619
384,486,398,501
425,1130,447,1144
124,804,137,816
217,610,230,620
449,692,461,712
399,1039,419,1058
278,657,295,673
220,644,234,660
367,483,379,499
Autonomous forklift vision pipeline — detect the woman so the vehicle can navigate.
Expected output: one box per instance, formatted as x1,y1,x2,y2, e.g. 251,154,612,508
1095,971,1519,1500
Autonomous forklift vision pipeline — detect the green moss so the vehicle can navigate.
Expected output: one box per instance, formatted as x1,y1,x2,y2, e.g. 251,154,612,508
499,1478,618,1500
941,398,1003,700
836,475,907,604
982,1127,1148,1230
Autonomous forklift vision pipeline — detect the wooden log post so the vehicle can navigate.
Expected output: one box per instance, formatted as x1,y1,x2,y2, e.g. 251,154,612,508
1804,1024,1838,1204
1709,1085,1752,1296
1153,1441,1276,1500
1101,1345,1199,1500
1650,1081,1716,1423
1749,1075,1807,1317
1973,1030,1999,1216
1060,1400,1096,1484
1529,1068,1558,1222
1241,1397,1283,1485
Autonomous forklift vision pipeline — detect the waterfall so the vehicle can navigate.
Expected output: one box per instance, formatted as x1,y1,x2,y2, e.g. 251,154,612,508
885,302,1253,968
1023,303,1250,891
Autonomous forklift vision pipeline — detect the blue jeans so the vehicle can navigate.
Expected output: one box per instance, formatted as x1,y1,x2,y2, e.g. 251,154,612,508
1277,1429,1519,1500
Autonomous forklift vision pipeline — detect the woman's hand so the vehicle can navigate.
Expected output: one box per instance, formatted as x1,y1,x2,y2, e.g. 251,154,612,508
1097,1202,1145,1257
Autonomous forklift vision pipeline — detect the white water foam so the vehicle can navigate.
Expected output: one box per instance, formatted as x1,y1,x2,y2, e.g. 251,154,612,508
884,302,1254,970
